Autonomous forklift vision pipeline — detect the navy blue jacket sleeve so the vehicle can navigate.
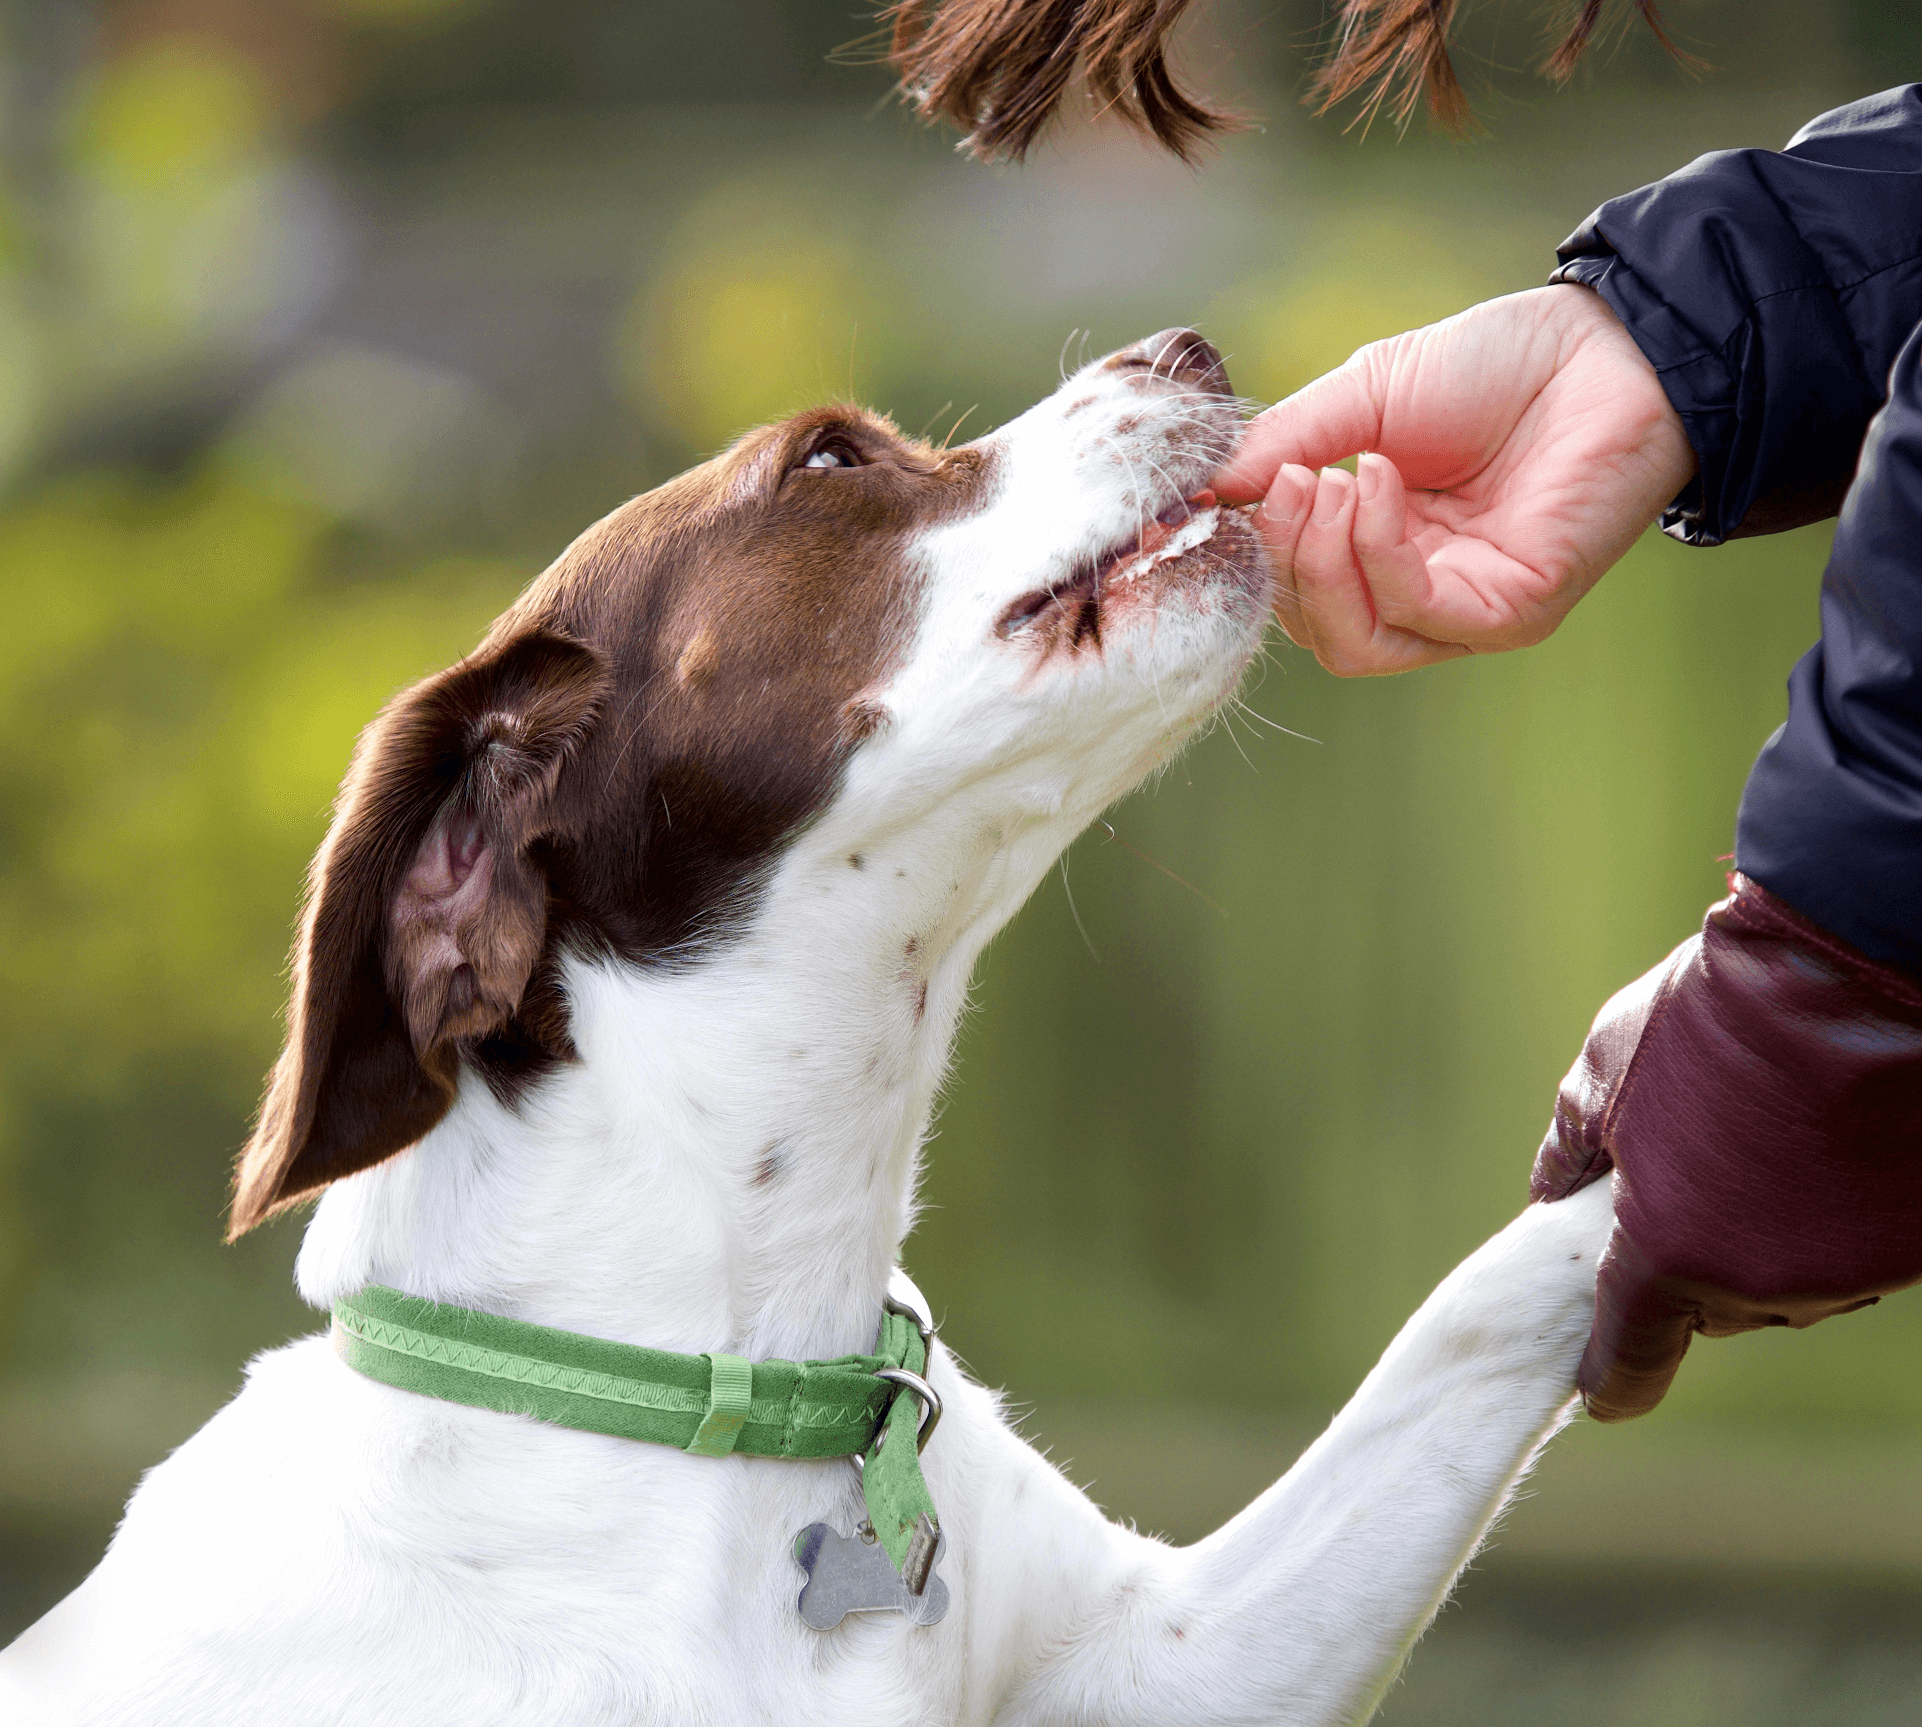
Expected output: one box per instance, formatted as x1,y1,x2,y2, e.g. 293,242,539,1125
1548,88,1922,974
1735,329,1922,974
1551,85,1922,545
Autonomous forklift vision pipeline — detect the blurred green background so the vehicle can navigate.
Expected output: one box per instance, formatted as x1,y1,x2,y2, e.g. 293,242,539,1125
3,0,1920,1718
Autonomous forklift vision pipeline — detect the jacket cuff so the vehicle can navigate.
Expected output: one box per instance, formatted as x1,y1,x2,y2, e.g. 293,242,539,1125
1548,249,1724,544
1547,97,1922,545
1549,223,1862,547
1723,874,1922,1002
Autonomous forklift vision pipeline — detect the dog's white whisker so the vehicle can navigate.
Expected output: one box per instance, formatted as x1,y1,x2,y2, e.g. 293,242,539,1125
1231,696,1322,745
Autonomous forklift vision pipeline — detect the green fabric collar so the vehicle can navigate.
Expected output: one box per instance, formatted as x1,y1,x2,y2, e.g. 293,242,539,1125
331,1282,940,1571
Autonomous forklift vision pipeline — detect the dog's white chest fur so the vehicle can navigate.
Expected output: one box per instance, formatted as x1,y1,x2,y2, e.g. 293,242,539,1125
1,333,1617,1727
6,1187,1614,1727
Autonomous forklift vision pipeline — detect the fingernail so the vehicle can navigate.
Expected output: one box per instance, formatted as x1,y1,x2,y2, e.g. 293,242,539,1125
1310,468,1348,524
1260,466,1308,522
1357,453,1380,502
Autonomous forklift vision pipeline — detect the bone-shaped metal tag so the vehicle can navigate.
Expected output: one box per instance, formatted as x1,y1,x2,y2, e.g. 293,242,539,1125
793,1521,949,1629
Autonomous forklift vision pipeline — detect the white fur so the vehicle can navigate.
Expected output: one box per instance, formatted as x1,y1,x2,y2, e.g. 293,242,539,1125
0,349,1617,1726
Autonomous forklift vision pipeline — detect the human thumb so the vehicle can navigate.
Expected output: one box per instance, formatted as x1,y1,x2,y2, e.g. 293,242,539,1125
1214,358,1386,504
1578,1225,1699,1422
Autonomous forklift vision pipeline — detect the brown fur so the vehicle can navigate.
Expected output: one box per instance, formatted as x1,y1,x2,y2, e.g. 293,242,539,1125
1311,0,1476,133
229,408,994,1236
887,0,1232,163
1538,0,1699,85
1308,0,1694,131
886,0,1687,154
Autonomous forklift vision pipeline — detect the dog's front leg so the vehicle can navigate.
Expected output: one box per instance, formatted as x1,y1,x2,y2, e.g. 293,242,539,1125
997,1177,1615,1727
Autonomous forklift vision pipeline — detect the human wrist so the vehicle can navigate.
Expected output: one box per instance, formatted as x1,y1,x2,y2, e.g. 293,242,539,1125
1554,282,1697,500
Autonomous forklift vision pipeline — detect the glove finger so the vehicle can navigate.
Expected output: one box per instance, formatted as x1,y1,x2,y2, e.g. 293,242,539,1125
1530,1126,1611,1204
1578,1225,1700,1423
1529,945,1690,1204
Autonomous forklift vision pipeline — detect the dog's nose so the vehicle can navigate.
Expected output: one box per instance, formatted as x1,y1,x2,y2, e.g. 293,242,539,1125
1107,328,1231,396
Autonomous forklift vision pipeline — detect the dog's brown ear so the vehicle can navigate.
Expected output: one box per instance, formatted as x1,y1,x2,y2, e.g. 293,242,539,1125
229,627,609,1237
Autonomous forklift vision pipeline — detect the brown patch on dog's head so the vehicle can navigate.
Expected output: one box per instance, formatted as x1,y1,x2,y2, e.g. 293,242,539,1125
229,407,992,1235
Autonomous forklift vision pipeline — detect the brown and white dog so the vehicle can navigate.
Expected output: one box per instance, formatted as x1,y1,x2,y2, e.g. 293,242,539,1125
0,331,1615,1726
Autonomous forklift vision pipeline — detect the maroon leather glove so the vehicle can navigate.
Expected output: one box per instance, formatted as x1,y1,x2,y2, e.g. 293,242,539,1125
1531,873,1922,1422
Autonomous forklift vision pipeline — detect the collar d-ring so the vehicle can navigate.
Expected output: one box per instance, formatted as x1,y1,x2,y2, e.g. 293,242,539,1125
884,1268,936,1351
851,1367,942,1471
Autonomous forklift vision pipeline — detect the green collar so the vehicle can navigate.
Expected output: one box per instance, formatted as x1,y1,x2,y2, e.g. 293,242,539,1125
331,1278,941,1576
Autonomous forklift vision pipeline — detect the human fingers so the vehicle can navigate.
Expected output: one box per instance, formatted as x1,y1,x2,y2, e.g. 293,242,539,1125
1289,467,1368,659
1290,466,1467,676
1349,451,1597,654
1577,1227,1700,1422
1219,290,1579,504
1347,452,1443,628
1254,463,1316,645
1215,359,1387,504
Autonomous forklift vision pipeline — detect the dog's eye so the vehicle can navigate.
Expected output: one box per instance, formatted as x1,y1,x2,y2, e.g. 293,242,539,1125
800,438,863,471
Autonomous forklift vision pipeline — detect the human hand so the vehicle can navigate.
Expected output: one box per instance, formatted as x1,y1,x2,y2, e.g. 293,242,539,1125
1530,875,1922,1422
1215,285,1697,675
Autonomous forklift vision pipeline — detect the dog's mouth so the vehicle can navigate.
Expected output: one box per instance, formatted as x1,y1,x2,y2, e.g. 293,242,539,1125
995,490,1228,648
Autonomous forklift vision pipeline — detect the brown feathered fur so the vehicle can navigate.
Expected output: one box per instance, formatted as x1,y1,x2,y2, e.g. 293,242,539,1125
887,0,1232,162
886,0,1688,156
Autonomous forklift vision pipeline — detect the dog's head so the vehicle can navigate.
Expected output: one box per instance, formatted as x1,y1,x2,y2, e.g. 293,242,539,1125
230,329,1269,1234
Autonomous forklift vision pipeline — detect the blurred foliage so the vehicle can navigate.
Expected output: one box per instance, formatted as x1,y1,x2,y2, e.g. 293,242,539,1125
4,0,1922,1688
1382,1567,1922,1726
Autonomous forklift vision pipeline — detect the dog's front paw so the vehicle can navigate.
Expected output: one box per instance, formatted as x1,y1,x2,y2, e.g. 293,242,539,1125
1432,1174,1618,1382
1529,1169,1618,1262
1510,1173,1617,1363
